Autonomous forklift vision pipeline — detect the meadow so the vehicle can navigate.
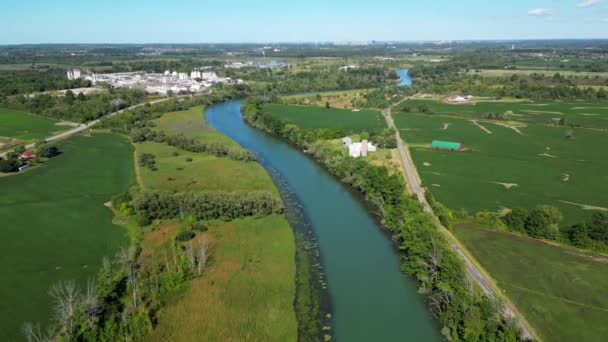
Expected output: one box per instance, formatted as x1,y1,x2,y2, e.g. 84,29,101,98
137,106,277,193
0,133,134,341
398,99,608,130
138,105,298,340
0,107,70,143
470,69,608,79
453,223,608,342
264,104,385,132
393,112,608,225
148,215,297,341
281,89,371,109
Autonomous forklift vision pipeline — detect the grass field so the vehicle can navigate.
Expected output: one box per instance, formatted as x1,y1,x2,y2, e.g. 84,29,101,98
264,104,386,132
0,107,70,143
398,99,608,130
139,105,298,340
136,106,277,193
394,112,608,225
471,69,608,78
282,89,371,109
0,133,134,341
453,223,608,342
148,215,297,341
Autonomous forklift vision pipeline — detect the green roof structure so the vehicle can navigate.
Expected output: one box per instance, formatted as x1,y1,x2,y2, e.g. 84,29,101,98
431,140,464,151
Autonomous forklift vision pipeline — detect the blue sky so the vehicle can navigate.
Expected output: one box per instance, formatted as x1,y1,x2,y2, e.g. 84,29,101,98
2,0,608,44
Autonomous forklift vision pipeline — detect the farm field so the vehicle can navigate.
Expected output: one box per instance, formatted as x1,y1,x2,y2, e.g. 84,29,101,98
0,133,134,341
148,215,297,341
0,107,71,143
453,223,608,342
397,99,608,130
470,69,608,78
394,112,608,225
264,104,386,132
139,105,297,340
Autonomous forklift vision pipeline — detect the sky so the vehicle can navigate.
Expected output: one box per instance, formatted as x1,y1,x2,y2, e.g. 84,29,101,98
2,0,608,44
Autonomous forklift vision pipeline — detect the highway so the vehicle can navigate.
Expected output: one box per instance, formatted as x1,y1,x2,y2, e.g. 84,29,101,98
382,104,535,341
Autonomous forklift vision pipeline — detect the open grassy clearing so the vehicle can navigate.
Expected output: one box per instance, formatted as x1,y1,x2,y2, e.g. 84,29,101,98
136,141,277,193
394,113,608,225
148,215,297,341
398,99,608,130
0,133,134,341
0,107,71,142
264,104,385,132
453,223,608,342
138,105,277,193
282,89,371,109
139,105,297,340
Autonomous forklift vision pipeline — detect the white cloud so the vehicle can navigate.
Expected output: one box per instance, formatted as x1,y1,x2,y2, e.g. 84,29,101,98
528,8,552,16
577,0,602,8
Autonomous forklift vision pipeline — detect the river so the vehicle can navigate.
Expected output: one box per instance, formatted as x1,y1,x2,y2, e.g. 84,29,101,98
205,100,439,341
397,68,413,86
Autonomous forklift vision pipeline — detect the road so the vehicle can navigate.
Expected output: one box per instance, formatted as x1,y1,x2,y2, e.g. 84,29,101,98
382,105,535,341
1,97,173,158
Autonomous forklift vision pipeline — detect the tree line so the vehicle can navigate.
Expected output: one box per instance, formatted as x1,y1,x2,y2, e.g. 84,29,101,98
242,97,522,341
130,127,255,162
129,189,284,226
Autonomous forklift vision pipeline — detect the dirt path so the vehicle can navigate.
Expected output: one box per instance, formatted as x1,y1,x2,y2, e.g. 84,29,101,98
471,120,493,134
489,121,526,135
383,101,536,341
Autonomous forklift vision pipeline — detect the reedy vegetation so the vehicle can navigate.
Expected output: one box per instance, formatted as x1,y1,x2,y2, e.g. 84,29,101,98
242,97,522,341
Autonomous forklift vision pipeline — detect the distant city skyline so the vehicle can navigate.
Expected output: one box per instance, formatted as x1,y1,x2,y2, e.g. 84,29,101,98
2,0,608,44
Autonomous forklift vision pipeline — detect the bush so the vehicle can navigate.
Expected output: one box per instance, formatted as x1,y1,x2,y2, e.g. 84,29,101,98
137,213,152,226
185,157,193,162
192,222,209,232
176,230,195,242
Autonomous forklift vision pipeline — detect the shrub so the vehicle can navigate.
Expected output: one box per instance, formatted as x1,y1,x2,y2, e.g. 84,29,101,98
137,213,152,226
185,157,193,162
192,222,209,232
176,230,195,242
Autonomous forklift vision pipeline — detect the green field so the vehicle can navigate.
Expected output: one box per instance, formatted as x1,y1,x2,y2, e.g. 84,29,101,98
398,99,608,130
149,215,297,341
137,106,277,193
140,105,297,340
394,112,608,224
0,107,70,143
264,104,385,132
0,133,134,341
453,223,608,342
471,69,608,79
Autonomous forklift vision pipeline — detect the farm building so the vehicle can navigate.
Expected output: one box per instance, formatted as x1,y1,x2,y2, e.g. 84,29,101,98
344,138,377,158
431,140,464,151
20,151,36,159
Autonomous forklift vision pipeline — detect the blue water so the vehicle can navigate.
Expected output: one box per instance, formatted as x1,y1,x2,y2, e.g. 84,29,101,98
397,68,413,86
205,101,440,341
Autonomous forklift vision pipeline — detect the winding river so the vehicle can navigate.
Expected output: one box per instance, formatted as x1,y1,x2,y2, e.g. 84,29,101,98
205,100,439,341
397,68,413,86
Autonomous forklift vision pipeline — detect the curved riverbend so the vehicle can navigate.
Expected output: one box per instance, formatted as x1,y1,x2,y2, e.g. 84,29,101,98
205,100,440,341
397,68,413,86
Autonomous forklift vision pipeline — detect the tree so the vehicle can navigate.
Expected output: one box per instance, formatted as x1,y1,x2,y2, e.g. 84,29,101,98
37,144,59,158
564,223,592,248
525,205,562,239
325,101,331,109
49,280,80,339
502,208,528,232
64,90,75,105
0,158,19,172
588,212,608,244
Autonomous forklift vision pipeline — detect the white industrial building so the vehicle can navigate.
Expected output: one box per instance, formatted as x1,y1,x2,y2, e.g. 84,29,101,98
343,137,377,158
67,69,82,80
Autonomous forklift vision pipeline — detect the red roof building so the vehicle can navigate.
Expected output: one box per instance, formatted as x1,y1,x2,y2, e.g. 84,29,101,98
20,151,36,159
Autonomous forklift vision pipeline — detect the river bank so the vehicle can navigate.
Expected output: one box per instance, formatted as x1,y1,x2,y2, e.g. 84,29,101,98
206,100,441,341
